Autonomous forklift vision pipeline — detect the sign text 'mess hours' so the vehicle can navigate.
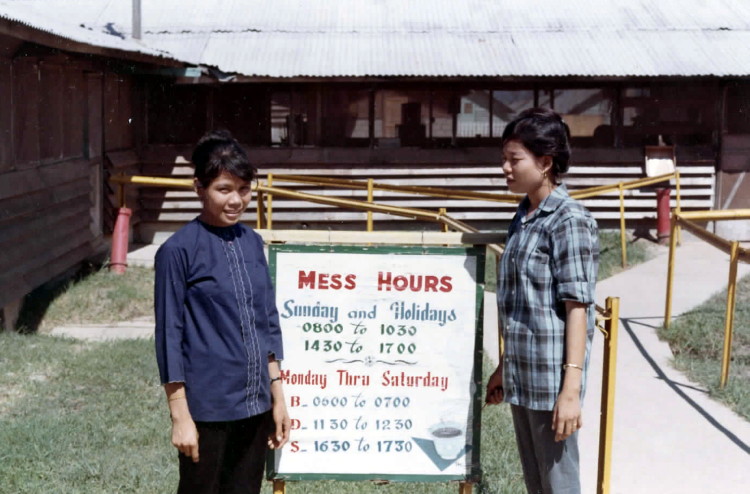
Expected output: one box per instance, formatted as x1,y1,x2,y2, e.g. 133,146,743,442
298,270,453,293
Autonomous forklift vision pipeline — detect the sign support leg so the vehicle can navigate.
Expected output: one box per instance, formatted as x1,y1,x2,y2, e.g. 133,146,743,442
459,481,473,493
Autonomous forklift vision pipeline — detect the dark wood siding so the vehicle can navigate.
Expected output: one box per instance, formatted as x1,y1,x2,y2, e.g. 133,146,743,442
0,43,141,312
12,57,40,166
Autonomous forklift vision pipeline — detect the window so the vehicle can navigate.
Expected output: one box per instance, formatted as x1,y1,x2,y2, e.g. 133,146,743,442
554,88,613,146
375,90,429,146
492,90,534,137
726,83,750,134
215,85,269,146
322,88,369,146
429,90,454,140
270,88,318,146
621,84,716,146
457,90,490,138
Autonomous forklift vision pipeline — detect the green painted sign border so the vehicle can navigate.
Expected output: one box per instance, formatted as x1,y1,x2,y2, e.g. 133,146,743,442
266,243,485,484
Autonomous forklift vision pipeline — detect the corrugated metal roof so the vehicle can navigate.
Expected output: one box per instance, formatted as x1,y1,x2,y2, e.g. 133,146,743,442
0,0,176,62
3,0,750,77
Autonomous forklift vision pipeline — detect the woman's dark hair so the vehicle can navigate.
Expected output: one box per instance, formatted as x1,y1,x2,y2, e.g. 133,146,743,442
502,108,572,179
191,129,255,188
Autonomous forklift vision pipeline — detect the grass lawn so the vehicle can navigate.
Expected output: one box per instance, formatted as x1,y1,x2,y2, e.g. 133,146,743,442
658,274,750,421
0,333,525,493
2,229,656,492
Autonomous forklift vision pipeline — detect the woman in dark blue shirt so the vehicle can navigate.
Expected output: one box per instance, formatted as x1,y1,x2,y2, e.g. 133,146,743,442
154,130,289,493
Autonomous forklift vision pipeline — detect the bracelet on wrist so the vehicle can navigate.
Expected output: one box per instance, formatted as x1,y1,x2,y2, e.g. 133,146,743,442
563,363,583,371
270,376,282,385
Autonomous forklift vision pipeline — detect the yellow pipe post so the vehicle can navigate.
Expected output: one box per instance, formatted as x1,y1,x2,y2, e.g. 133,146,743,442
256,188,265,229
459,481,473,494
267,174,273,230
439,208,449,233
597,296,620,494
367,178,374,232
618,183,627,268
674,170,682,245
664,215,679,328
273,479,285,494
720,241,740,389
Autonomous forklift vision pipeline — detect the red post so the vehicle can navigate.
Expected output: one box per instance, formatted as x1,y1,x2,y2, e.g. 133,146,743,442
110,207,132,274
656,187,671,244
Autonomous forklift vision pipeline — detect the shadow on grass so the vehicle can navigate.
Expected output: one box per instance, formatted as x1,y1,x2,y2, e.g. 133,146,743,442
14,261,101,334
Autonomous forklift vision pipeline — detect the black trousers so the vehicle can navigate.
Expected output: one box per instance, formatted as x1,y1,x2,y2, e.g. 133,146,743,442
177,411,272,494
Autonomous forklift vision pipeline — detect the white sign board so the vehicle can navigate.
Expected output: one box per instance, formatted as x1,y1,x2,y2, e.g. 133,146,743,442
268,245,484,482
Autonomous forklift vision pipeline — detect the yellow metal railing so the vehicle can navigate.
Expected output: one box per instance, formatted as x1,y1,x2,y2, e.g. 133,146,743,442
108,173,503,256
269,171,682,268
111,170,681,270
570,172,682,268
664,209,750,388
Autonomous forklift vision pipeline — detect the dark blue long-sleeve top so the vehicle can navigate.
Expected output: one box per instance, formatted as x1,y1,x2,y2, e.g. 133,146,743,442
154,219,283,422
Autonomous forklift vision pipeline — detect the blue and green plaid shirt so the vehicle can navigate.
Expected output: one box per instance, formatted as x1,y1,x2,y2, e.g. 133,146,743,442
497,184,599,411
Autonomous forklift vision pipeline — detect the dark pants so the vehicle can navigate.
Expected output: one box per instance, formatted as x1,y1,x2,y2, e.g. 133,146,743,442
178,411,272,494
511,405,580,494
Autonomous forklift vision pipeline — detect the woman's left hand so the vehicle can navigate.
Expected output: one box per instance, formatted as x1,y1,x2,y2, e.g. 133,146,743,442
268,399,291,449
552,389,582,442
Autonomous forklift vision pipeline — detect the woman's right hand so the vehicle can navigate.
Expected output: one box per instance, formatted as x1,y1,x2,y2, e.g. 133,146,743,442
171,415,200,463
485,364,505,405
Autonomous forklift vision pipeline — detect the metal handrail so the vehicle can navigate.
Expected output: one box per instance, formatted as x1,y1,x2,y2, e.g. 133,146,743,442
107,173,503,256
266,171,682,269
664,210,750,388
110,169,681,270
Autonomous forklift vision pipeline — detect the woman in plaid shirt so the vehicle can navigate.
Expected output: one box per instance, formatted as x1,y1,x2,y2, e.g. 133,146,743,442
485,108,599,494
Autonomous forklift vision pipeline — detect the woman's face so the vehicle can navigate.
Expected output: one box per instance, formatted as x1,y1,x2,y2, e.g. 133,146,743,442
501,139,550,195
196,171,252,227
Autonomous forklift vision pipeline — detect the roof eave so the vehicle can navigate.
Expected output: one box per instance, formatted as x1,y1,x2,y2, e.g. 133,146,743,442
0,16,185,68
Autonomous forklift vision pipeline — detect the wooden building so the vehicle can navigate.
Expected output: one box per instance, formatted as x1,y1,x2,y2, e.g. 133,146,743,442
3,1,750,328
0,10,184,329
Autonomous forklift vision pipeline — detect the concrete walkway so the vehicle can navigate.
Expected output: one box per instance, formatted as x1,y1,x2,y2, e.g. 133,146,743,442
485,239,750,494
55,239,750,492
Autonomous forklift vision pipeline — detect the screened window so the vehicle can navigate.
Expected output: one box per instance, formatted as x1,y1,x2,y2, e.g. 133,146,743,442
554,89,613,146
457,90,490,138
375,90,429,146
621,84,716,146
270,88,317,146
492,90,534,137
322,88,369,146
